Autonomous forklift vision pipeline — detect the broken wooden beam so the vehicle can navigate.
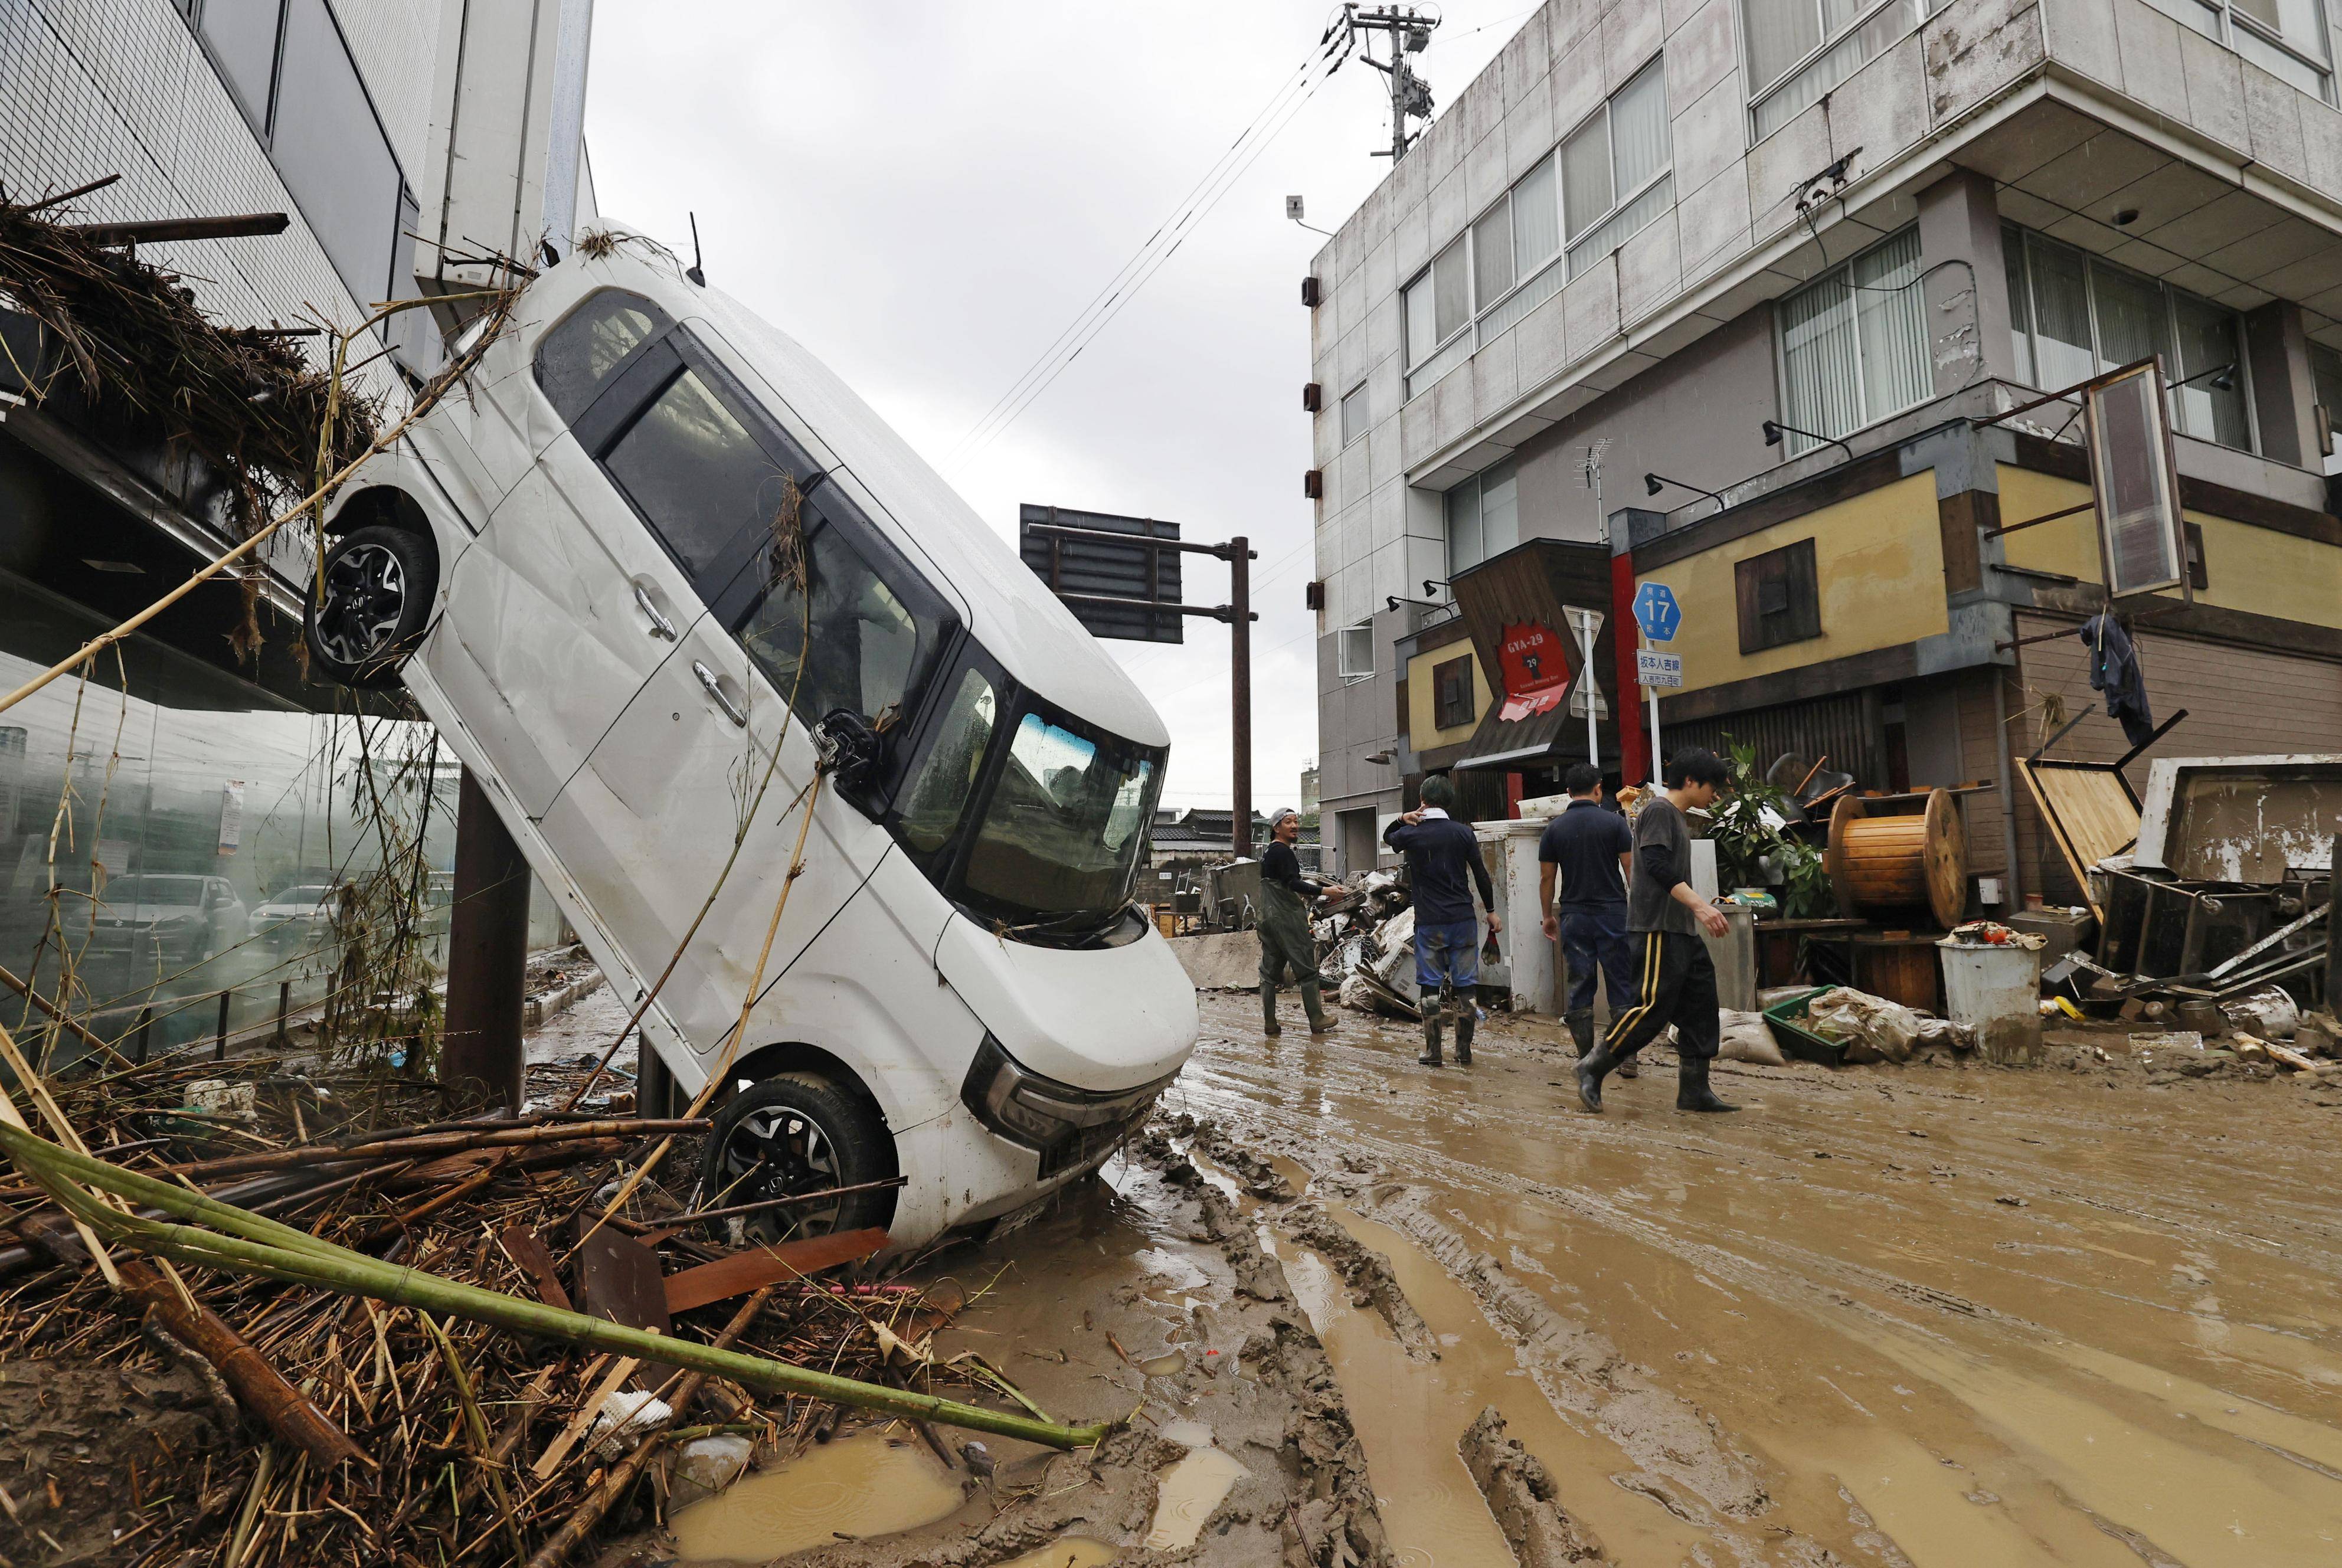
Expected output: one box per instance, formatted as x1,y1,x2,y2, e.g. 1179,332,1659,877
663,1227,889,1315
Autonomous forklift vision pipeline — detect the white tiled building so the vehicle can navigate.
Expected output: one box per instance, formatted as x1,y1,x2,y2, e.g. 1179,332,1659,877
1309,0,2342,891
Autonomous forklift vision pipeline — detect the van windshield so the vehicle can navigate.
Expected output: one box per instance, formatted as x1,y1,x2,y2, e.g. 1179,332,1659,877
959,706,1163,927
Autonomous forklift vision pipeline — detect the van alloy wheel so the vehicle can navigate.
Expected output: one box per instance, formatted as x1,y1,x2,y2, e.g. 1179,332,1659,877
313,542,407,667
698,1070,895,1245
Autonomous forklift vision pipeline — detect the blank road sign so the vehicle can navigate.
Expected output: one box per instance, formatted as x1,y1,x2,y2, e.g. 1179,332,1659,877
1019,504,1185,644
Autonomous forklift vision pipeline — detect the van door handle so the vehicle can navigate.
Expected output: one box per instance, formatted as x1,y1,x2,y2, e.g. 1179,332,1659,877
692,660,748,727
633,581,678,641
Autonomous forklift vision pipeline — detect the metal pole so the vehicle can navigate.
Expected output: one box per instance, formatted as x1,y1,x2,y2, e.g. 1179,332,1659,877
2326,836,2339,1012
1643,635,1660,781
1581,620,1599,767
1388,27,1408,163
214,988,231,1062
1229,535,1253,860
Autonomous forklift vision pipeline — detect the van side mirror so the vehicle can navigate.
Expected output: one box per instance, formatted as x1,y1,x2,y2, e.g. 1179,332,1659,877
813,709,885,818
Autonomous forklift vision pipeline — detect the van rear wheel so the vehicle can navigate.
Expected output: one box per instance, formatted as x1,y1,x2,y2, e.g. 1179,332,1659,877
305,523,437,689
699,1071,894,1245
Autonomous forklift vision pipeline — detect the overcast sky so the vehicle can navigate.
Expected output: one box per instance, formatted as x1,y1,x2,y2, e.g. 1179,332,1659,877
584,3,1519,811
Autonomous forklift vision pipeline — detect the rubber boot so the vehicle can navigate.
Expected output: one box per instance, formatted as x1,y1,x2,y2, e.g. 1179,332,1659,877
1575,1042,1621,1111
1261,983,1280,1039
1418,997,1444,1066
1675,1055,1740,1114
1564,1010,1595,1058
1454,1006,1475,1066
1301,980,1333,1035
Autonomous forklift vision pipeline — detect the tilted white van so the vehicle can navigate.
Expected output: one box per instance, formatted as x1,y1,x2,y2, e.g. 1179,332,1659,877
303,231,1198,1246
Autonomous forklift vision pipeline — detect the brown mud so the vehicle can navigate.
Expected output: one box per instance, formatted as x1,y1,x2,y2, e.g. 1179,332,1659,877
0,1355,234,1564
1169,991,2342,1567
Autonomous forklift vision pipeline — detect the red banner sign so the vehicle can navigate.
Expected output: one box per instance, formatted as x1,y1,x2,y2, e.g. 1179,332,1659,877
1495,621,1572,721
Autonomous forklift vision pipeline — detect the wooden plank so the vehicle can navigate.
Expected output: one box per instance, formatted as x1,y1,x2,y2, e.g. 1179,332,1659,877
498,1225,571,1312
663,1227,889,1316
574,1226,671,1338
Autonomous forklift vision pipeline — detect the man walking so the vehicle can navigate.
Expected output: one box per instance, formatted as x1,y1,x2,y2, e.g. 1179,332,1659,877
1383,775,1501,1067
1575,748,1738,1114
1538,764,1637,1078
1258,808,1333,1037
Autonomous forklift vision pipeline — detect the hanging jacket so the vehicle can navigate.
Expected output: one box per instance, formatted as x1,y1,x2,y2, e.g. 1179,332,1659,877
2078,614,2157,748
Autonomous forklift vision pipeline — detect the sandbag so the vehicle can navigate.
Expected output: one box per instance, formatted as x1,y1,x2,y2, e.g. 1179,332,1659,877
1718,1009,1787,1066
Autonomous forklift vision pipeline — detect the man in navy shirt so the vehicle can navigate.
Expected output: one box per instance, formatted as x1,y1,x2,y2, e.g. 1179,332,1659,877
1383,774,1501,1068
1538,763,1637,1074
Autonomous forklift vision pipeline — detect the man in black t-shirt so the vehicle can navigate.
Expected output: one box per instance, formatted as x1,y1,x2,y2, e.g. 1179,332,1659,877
1258,810,1333,1036
1537,764,1636,1068
1576,748,1739,1116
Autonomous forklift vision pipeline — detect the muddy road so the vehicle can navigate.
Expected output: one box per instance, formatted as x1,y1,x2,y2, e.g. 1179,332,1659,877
1157,991,2342,1567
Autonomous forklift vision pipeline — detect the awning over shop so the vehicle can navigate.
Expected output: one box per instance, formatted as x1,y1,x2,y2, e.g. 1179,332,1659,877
1445,537,1619,773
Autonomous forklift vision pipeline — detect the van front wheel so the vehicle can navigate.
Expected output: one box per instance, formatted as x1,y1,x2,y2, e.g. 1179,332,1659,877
305,523,437,689
699,1071,894,1245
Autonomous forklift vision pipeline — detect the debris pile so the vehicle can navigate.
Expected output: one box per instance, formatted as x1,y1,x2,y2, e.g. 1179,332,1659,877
1311,870,1422,1019
0,1053,1069,1567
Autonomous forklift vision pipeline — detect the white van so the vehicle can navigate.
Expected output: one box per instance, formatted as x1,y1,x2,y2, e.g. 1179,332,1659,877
305,232,1198,1246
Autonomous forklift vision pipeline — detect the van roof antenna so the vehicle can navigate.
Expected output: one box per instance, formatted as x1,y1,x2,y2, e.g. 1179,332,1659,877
686,212,705,287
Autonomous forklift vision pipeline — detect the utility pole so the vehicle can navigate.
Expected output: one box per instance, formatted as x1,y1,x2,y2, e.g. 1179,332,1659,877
1229,536,1252,859
1344,5,1437,162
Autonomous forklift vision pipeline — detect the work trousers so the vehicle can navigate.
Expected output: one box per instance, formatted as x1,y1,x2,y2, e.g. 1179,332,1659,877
1557,905,1636,1019
1601,930,1721,1062
1257,885,1327,1030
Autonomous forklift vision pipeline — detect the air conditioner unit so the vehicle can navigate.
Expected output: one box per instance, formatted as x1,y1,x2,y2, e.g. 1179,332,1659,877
1301,382,1322,412
1301,276,1321,307
1303,469,1323,499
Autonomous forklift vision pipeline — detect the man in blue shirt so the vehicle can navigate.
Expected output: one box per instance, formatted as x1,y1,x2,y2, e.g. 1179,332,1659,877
1538,763,1637,1075
1383,774,1501,1068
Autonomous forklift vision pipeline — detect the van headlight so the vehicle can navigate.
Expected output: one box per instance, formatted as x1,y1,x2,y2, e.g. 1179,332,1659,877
959,1034,1175,1157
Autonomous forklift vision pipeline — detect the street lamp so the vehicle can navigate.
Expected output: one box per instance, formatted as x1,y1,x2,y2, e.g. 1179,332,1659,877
1644,472,1723,504
1761,418,1854,461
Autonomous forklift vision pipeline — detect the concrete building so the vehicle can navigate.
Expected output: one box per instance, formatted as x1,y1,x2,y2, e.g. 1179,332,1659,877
0,0,591,1051
1308,0,2342,909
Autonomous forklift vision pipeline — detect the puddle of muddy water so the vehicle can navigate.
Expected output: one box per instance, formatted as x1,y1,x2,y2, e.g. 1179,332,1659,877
1142,1442,1247,1551
666,1430,965,1563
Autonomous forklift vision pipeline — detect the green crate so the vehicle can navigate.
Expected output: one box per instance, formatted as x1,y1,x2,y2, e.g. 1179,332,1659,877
1762,987,1846,1066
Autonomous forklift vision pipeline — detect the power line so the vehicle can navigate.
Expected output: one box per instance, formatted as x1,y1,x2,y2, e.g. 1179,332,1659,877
949,27,1354,464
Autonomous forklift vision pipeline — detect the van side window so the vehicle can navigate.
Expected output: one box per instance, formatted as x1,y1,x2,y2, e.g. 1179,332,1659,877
534,290,672,424
895,666,996,857
601,366,791,598
734,489,926,727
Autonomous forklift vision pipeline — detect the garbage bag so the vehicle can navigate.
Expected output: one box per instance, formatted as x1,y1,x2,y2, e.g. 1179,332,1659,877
1804,987,1923,1064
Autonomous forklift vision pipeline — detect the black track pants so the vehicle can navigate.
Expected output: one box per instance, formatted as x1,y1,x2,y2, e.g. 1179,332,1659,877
1601,930,1720,1062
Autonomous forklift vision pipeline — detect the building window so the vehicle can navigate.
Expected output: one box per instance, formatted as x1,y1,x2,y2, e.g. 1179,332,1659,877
2191,0,2334,103
1340,382,1370,447
1405,58,1666,401
1559,57,1671,279
1745,0,1927,139
1402,235,1474,398
1337,620,1376,680
2310,341,2342,474
1776,227,1928,453
2003,225,2254,451
1431,654,1477,730
1735,538,1821,653
1444,457,1519,581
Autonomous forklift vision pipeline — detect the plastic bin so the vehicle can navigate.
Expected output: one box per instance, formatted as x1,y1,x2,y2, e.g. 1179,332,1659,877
1761,987,1846,1066
1938,940,2043,1065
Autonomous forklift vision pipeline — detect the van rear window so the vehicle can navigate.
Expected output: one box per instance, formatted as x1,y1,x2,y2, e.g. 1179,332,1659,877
534,290,672,424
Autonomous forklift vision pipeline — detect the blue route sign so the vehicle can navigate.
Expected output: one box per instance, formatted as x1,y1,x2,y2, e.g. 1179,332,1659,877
1633,582,1682,643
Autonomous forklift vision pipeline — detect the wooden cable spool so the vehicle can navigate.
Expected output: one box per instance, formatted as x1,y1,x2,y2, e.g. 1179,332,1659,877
1823,789,1967,929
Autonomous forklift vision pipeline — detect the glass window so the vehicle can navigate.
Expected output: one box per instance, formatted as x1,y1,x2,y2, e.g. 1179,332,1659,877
1474,203,1515,308
270,0,405,303
1560,115,1613,241
1432,237,1471,345
1337,621,1375,679
1404,273,1437,369
1340,382,1370,447
1512,158,1560,275
1777,227,1928,450
2003,225,2255,451
1445,476,1483,577
199,0,285,130
535,292,672,424
734,491,925,727
1748,1,1926,139
964,711,1162,919
1744,0,1825,94
2171,296,2249,449
1444,458,1518,578
1609,62,1670,194
2311,342,2342,474
896,666,996,857
603,366,787,593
